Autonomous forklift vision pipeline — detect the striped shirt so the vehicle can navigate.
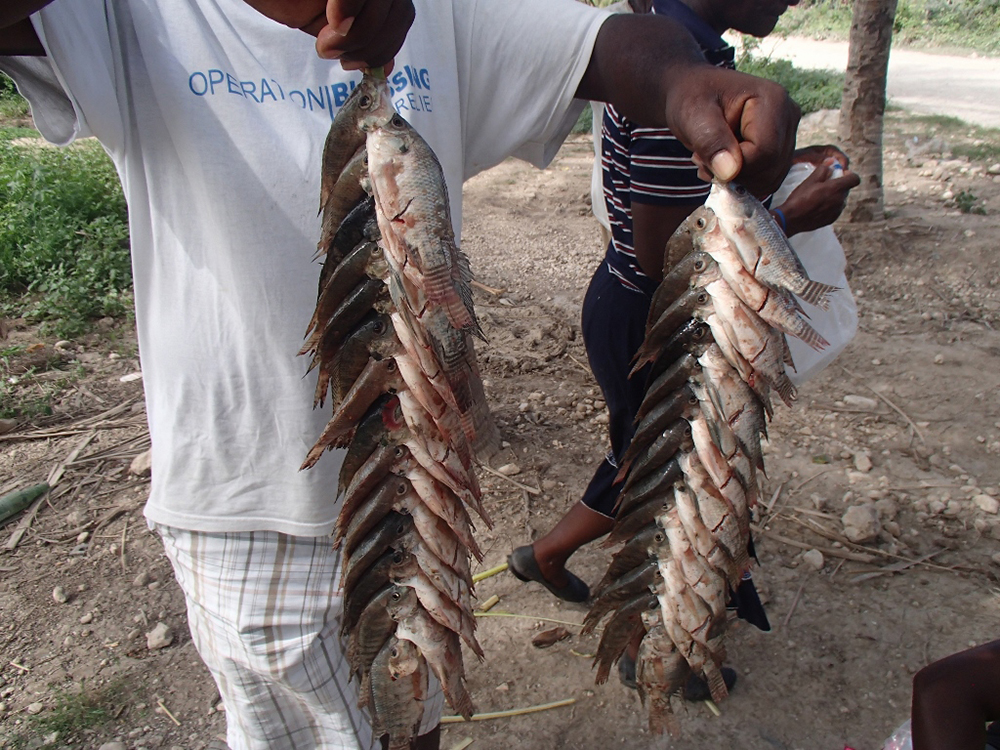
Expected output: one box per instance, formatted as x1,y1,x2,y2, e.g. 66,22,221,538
601,0,736,290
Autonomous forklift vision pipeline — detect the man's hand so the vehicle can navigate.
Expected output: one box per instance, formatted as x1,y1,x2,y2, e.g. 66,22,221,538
242,0,413,71
792,144,850,168
776,161,861,235
667,66,801,199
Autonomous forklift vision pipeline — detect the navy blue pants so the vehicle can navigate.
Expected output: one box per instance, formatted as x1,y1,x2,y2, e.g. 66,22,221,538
579,250,770,632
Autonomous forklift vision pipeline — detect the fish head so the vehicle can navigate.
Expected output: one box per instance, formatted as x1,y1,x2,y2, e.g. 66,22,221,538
363,242,389,281
385,583,420,620
353,75,394,132
367,321,402,360
387,638,423,678
706,180,757,221
388,546,420,579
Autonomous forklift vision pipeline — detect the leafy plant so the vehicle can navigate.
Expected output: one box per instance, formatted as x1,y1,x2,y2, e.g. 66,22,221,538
954,189,986,215
0,138,132,337
737,39,845,115
0,72,29,120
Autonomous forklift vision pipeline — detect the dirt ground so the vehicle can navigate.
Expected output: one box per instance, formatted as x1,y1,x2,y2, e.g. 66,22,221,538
2,109,1000,750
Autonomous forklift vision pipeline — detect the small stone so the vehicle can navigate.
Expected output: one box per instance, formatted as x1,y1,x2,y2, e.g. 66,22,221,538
130,448,153,478
843,395,878,410
884,520,902,538
0,418,18,435
133,570,151,587
79,612,94,625
991,553,1000,566
26,702,44,715
842,504,881,544
98,743,127,750
77,531,89,543
54,340,72,351
853,452,873,473
52,586,69,604
802,549,825,571
108,352,121,360
541,479,558,492
146,622,173,650
495,682,510,692
119,371,143,383
497,463,521,477
127,628,142,640
988,163,1000,175
874,498,899,521
973,494,1000,514
933,353,944,365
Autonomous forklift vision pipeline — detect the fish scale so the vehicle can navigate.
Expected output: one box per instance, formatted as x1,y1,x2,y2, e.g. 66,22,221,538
586,194,834,734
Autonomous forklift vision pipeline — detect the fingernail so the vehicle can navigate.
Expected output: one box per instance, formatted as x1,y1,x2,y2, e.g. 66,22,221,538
334,16,354,36
710,151,739,182
320,48,343,60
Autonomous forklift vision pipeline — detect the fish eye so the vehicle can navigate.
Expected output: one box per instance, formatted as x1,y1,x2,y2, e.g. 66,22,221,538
374,321,386,334
390,114,405,127
358,94,372,109
688,395,698,405
390,590,401,601
734,184,747,195
392,551,404,563
654,531,665,543
693,258,706,271
693,326,706,339
396,482,407,495
394,446,405,458
387,361,397,372
697,292,708,304
695,217,706,229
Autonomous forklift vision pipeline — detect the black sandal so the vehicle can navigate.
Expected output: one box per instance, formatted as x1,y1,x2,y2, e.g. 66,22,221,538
507,546,590,603
682,667,737,702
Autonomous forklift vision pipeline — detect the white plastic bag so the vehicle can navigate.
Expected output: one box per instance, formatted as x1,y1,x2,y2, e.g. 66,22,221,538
883,719,913,750
771,163,859,385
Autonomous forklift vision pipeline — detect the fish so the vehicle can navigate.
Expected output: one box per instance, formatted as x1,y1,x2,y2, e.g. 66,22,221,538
634,351,701,423
341,550,400,637
613,456,682,518
326,311,394,411
339,443,411,536
348,584,397,691
620,385,698,471
306,243,387,353
593,524,665,598
319,196,377,285
615,419,691,490
339,473,412,555
388,584,476,719
603,495,671,549
634,285,713,369
369,635,427,750
646,250,715,330
341,512,415,597
690,206,829,351
583,558,660,633
318,147,369,255
592,592,659,684
300,276,385,360
337,395,396,497
705,181,839,309
636,624,689,736
319,77,384,213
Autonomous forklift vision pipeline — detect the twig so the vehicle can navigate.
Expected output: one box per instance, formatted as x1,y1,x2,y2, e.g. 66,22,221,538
156,698,181,726
476,594,501,612
840,365,926,446
120,517,129,573
478,464,541,496
472,563,509,584
782,579,807,630
704,700,722,717
759,482,785,525
751,525,876,563
473,611,584,629
440,698,576,723
849,551,944,583
566,353,591,374
790,467,837,493
470,279,505,296
5,431,95,551
9,661,29,672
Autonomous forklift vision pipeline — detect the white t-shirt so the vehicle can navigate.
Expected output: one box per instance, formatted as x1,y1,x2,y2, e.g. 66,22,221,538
1,0,607,536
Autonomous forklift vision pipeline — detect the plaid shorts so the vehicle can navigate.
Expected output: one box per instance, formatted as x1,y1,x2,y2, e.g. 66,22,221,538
156,524,444,750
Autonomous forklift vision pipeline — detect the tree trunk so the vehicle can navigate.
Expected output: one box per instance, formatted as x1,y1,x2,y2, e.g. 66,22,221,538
838,0,898,222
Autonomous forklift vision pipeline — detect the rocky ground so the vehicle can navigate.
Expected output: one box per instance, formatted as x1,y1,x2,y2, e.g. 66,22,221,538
1,108,1000,750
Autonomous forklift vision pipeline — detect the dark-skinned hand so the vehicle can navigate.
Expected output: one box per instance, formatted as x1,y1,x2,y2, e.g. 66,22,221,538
792,144,850,169
241,0,414,71
777,161,861,236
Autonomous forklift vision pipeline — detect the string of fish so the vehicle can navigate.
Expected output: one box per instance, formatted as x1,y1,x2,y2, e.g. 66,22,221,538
583,184,840,736
300,73,499,749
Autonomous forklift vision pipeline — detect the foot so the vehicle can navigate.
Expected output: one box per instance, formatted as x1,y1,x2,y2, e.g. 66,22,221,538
508,545,590,603
682,667,737,702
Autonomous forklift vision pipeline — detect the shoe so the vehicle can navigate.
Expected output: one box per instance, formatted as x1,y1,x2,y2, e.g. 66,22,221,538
682,667,737,702
507,546,590,603
618,653,637,690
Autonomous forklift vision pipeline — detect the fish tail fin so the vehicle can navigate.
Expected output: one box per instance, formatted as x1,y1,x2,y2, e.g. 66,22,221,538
797,280,839,310
795,321,830,351
773,374,797,407
704,663,730,702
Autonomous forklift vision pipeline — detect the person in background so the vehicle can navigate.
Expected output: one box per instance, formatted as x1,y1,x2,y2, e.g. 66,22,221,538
911,639,1000,750
510,0,860,694
0,0,800,747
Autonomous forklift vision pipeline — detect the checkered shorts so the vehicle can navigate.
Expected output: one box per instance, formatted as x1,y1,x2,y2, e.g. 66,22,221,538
156,525,444,750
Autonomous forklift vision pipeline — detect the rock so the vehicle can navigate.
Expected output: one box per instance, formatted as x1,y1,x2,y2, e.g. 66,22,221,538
843,395,878,410
973,494,1000,515
853,452,873,473
497,463,521,477
119,371,143,383
992,552,1000,566
874,498,899,521
130,448,153,478
802,549,825,571
26,702,44,715
133,570,151,587
146,622,173,650
988,163,1000,175
495,682,510,692
0,418,18,435
98,743,127,750
52,586,69,604
79,612,93,625
841,504,881,544
934,353,944,364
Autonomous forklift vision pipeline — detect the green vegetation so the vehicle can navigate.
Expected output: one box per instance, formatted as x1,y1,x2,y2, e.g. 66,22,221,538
4,679,130,748
0,135,132,338
890,111,1000,164
0,72,29,120
777,0,1000,56
737,45,845,114
955,189,987,214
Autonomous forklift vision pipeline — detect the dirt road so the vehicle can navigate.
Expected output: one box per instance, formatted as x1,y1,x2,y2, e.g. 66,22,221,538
762,36,1000,128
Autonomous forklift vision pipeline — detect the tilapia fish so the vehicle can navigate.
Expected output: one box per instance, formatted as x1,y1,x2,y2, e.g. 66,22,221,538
301,73,496,745
588,193,836,734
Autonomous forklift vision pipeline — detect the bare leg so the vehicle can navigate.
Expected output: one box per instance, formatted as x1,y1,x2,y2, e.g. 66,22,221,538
912,639,1000,750
530,502,614,587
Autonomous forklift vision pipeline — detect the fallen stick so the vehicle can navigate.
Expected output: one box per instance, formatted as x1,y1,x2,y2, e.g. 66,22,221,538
472,562,508,584
476,594,500,612
470,279,505,296
157,698,181,726
478,464,541,496
473,610,584,629
751,525,876,563
790,467,837,493
440,698,575,724
704,700,721,717
840,365,926,446
782,579,807,630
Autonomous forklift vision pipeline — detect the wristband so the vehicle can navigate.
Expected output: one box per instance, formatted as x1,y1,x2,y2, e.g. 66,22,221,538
772,207,787,235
